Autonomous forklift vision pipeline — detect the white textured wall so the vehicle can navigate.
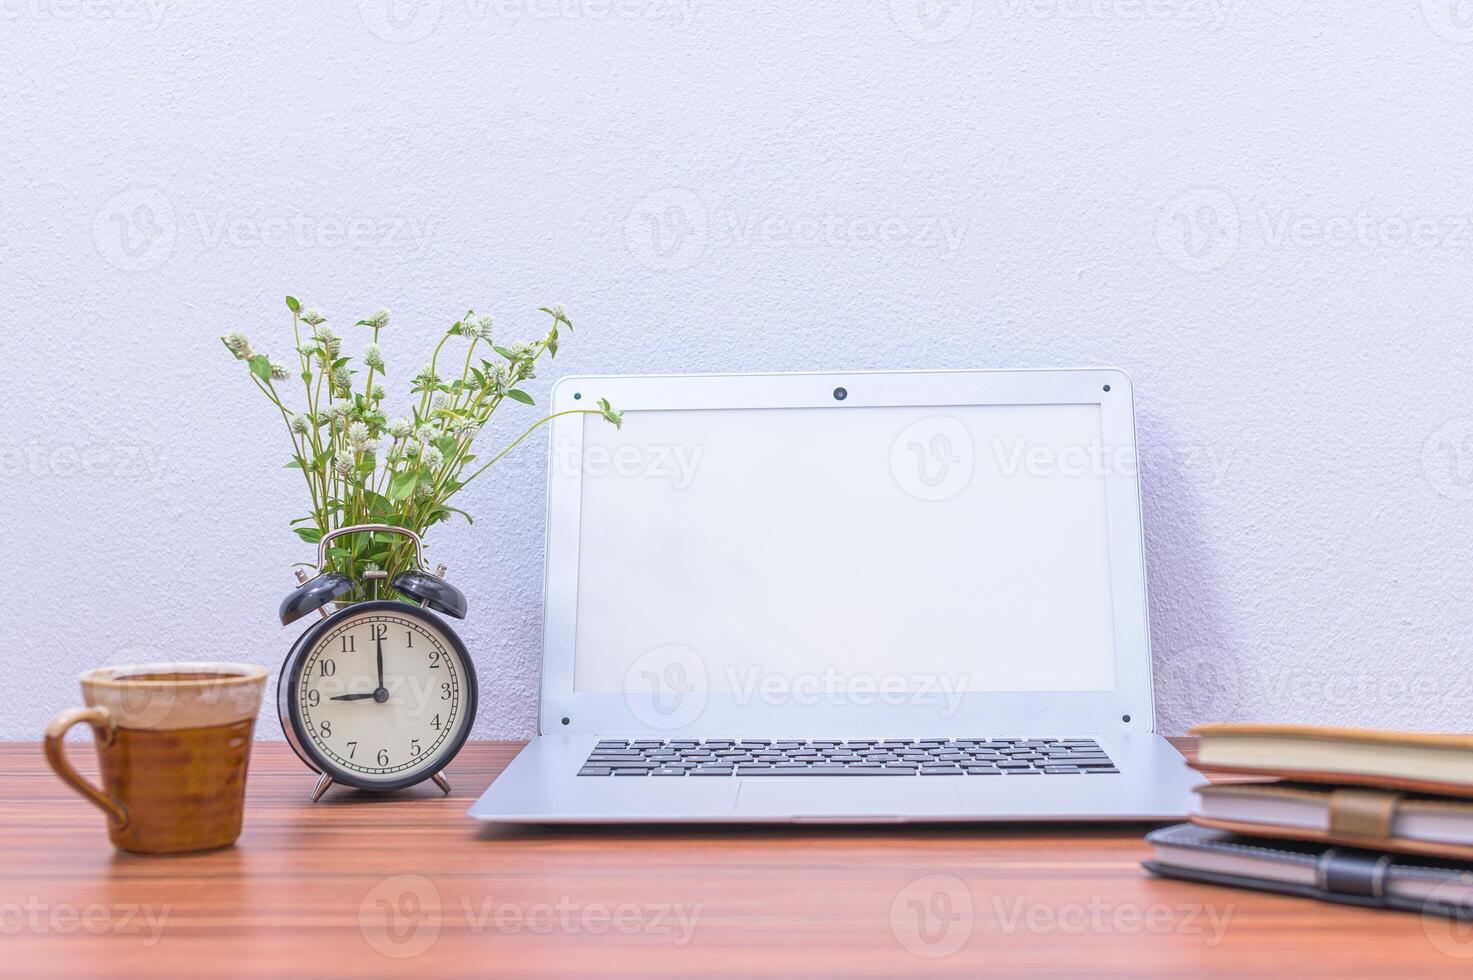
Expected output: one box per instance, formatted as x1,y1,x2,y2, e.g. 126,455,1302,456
6,2,1473,741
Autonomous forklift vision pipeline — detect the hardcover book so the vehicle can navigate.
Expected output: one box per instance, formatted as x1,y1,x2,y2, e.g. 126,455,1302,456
1191,724,1473,798
1191,782,1473,861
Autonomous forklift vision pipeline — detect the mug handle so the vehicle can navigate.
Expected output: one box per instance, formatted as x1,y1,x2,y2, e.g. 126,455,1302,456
44,707,129,829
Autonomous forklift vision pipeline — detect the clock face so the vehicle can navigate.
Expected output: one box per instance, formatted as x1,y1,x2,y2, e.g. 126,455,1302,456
287,603,475,787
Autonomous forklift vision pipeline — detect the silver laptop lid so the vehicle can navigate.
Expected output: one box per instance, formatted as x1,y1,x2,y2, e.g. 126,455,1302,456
538,369,1153,737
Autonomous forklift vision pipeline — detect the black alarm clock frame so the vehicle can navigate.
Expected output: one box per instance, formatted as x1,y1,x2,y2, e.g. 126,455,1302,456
277,524,478,801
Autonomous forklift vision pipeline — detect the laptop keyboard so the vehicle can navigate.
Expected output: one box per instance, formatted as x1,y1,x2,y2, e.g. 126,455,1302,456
578,738,1118,776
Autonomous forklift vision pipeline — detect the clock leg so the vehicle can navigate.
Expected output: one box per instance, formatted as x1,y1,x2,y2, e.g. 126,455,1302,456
431,772,452,796
311,773,335,802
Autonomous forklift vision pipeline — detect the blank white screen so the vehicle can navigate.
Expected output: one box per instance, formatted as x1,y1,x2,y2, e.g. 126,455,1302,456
570,403,1117,693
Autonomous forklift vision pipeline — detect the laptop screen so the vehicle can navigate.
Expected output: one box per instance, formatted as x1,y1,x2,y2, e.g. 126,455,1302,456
568,402,1119,697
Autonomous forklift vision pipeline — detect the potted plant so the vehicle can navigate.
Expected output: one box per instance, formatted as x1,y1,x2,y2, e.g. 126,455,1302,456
223,297,621,601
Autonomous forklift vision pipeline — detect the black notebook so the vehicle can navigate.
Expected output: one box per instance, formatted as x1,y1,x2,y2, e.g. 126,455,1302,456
1144,823,1473,920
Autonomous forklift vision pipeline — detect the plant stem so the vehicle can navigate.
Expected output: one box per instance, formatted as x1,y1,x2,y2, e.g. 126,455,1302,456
461,409,603,487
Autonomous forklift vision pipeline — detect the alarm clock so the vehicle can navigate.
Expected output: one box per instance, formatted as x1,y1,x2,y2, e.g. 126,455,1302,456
277,524,478,801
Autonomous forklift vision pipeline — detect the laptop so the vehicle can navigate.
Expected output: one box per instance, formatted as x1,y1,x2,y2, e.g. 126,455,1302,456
468,368,1200,823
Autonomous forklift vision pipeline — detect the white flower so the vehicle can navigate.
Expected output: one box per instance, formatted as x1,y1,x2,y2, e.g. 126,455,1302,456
404,440,422,458
388,416,414,440
416,424,437,443
364,343,385,371
486,364,510,395
507,341,537,361
549,304,567,321
464,313,494,340
454,418,480,438
269,361,291,381
348,421,370,445
332,366,353,394
364,308,390,330
369,382,385,402
224,331,253,359
415,480,435,501
301,309,327,327
314,327,341,359
333,448,355,476
432,394,450,413
290,414,311,435
423,445,445,469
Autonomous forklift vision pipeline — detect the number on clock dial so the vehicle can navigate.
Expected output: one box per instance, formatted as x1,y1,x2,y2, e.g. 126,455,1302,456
298,614,462,778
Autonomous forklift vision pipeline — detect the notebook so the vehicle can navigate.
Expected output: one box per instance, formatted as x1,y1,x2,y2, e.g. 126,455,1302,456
1143,824,1473,919
1191,724,1473,797
1191,782,1473,861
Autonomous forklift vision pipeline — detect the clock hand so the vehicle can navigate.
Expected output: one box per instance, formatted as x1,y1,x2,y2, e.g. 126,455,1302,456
373,633,388,702
330,693,377,701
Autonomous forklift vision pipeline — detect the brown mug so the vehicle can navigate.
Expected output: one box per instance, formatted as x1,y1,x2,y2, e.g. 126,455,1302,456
44,663,268,854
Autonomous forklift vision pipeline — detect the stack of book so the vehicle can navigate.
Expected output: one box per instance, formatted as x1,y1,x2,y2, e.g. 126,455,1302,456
1143,724,1473,918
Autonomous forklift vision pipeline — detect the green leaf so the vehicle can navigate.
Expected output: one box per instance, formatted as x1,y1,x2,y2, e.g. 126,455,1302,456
598,398,624,430
294,527,323,543
221,337,241,359
505,389,535,406
434,436,457,456
300,370,313,384
492,345,514,361
389,469,419,502
249,354,273,382
286,458,303,469
286,295,301,313
438,505,474,525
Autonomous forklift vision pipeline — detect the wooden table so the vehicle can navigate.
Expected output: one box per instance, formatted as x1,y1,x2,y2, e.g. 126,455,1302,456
3,740,1467,977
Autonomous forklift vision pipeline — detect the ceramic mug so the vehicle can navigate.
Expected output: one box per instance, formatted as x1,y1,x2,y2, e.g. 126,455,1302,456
44,663,268,854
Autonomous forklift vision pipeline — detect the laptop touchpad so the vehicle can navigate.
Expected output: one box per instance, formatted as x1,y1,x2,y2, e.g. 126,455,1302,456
737,779,961,819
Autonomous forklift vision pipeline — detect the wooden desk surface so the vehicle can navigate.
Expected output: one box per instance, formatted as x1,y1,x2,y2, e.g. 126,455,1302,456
3,739,1468,978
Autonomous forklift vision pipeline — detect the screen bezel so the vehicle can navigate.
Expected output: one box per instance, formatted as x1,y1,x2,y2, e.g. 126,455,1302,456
537,368,1154,737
